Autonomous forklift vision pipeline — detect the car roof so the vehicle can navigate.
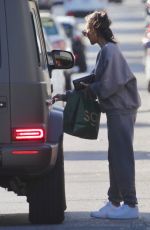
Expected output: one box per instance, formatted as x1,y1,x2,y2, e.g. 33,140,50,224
40,11,53,18
56,16,76,25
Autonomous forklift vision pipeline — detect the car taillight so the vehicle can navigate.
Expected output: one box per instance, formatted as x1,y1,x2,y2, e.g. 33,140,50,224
12,128,45,141
66,11,75,16
12,150,39,155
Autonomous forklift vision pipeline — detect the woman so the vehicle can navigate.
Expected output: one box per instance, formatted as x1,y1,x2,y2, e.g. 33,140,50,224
53,10,141,219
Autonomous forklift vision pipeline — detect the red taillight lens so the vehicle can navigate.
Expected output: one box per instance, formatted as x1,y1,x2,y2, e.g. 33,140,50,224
66,11,74,16
12,150,39,155
12,128,45,141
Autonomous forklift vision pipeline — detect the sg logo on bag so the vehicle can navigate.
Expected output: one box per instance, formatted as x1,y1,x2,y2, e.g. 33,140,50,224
84,110,99,127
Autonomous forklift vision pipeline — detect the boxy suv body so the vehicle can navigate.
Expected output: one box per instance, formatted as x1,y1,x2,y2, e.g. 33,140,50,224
0,0,74,224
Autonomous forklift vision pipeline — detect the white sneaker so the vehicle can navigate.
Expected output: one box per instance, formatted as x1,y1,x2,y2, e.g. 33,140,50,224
107,204,139,219
90,202,120,219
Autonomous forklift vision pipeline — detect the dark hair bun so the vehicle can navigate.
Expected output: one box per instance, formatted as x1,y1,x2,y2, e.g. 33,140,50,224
94,11,111,31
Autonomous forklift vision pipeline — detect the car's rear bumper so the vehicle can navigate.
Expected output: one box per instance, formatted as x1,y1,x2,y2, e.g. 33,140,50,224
0,142,58,175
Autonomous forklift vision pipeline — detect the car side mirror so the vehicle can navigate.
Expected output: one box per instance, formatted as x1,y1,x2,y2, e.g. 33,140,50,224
47,50,74,69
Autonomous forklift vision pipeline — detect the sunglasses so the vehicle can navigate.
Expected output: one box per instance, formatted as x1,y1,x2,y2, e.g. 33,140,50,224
82,30,88,37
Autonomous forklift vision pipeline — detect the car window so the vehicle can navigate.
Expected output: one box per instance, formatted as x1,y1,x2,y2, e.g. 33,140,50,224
41,18,59,36
30,5,48,69
31,13,41,65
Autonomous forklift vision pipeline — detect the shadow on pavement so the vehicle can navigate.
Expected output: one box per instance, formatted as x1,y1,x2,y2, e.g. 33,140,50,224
138,109,150,113
64,151,150,161
0,213,29,227
135,122,150,128
0,212,149,230
87,121,150,130
65,211,148,229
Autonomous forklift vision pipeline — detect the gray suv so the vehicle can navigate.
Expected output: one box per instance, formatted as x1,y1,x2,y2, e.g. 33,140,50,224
0,0,74,225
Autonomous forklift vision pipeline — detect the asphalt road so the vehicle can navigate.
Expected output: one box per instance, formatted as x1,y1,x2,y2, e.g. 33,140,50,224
0,0,150,229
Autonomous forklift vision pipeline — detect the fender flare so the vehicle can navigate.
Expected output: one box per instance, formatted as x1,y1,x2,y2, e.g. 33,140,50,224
47,106,64,143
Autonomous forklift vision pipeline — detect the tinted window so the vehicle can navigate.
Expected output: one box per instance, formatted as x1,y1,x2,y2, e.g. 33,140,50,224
30,8,47,68
41,18,59,36
31,13,41,65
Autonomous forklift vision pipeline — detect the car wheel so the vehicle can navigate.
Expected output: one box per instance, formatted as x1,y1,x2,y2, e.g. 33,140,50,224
27,135,66,224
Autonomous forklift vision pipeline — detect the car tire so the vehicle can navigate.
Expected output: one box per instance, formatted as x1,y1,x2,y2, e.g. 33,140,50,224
27,135,66,224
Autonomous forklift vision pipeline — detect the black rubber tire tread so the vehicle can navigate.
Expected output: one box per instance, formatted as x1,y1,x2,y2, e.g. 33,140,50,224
28,135,66,224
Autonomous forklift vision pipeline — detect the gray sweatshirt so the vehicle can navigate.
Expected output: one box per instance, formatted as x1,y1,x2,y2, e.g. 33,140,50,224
90,42,141,112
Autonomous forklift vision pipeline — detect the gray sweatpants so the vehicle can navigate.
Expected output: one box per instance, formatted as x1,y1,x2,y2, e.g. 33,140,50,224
106,109,138,206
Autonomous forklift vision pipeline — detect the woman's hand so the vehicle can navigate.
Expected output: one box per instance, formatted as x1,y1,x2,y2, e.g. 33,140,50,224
52,93,67,102
79,82,89,88
46,94,66,106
